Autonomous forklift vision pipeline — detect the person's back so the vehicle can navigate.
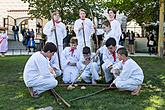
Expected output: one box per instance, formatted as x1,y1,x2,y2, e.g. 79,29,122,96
23,42,58,97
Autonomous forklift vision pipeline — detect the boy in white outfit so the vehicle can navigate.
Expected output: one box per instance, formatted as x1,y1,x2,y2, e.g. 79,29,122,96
61,37,80,83
101,38,122,83
43,9,67,69
79,46,100,84
110,47,144,95
74,8,94,52
23,42,58,98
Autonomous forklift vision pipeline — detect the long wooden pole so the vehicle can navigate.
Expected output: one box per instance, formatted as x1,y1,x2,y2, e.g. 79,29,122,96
90,9,99,51
82,21,86,47
49,10,62,69
70,87,110,102
158,0,164,58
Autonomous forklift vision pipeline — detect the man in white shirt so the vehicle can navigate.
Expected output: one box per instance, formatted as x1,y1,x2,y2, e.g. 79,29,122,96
43,9,67,69
23,42,58,98
107,8,122,45
74,8,94,53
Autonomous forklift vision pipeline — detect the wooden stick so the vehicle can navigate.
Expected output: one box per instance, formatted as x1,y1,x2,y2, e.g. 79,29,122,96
82,22,86,47
59,83,109,87
49,10,62,70
90,9,99,51
69,54,99,86
70,87,110,102
50,89,59,103
50,89,71,107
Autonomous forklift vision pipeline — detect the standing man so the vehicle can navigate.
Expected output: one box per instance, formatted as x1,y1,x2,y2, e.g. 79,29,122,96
12,23,19,41
74,8,94,53
107,8,122,45
43,9,67,69
43,9,67,55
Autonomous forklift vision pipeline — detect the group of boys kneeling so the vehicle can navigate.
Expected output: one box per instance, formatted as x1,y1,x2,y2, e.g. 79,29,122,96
23,37,144,98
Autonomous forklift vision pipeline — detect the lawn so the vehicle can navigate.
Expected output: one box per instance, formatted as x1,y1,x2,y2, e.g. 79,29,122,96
0,56,165,110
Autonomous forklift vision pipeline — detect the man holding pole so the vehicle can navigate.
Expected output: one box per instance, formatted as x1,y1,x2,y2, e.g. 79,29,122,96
74,8,94,53
43,9,67,69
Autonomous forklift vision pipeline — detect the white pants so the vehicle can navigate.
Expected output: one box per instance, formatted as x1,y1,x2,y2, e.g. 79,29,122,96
81,62,99,83
115,78,142,91
26,76,58,94
63,66,79,83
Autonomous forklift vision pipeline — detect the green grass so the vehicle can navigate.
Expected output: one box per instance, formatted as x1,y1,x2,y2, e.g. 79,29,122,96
0,56,165,110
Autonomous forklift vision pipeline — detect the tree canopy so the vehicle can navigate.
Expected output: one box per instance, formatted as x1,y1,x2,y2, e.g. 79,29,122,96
22,0,160,25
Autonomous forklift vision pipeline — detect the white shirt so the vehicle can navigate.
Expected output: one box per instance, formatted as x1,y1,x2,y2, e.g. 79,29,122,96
61,47,80,69
23,52,53,86
113,58,144,83
43,20,67,46
110,19,122,44
74,18,94,45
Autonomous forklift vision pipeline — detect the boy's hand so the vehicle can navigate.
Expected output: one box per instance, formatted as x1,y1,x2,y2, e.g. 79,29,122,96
51,26,56,32
49,67,56,74
83,60,90,65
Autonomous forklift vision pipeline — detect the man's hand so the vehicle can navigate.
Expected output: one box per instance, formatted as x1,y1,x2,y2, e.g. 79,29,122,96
108,65,113,69
51,26,56,32
49,67,56,74
78,25,84,31
83,60,90,65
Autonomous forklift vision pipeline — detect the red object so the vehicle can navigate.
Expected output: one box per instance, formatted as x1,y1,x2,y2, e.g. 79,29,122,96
112,52,116,62
70,48,75,55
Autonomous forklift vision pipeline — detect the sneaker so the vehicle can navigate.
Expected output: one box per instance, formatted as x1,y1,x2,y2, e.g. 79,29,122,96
131,85,141,96
28,87,39,98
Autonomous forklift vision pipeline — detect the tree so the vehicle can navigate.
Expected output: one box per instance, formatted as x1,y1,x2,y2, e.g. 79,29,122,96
103,0,159,25
22,0,103,23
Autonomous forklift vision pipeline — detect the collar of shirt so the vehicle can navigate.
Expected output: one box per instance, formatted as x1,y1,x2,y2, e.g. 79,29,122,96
70,48,76,54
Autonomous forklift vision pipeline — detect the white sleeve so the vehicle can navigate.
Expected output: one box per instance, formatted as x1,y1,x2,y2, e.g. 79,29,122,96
74,20,81,35
102,50,114,67
62,23,67,39
43,21,53,36
114,21,122,43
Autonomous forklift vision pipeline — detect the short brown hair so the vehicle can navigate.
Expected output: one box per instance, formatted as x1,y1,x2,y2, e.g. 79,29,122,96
52,9,60,16
102,20,111,27
117,47,128,57
70,37,78,44
107,8,117,18
79,8,86,13
43,42,57,52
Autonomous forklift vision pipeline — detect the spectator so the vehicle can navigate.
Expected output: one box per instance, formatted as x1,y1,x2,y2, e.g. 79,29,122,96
12,23,19,41
147,31,156,55
119,29,126,46
128,31,135,54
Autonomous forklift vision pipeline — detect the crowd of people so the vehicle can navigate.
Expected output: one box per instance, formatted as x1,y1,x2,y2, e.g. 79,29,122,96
23,8,144,98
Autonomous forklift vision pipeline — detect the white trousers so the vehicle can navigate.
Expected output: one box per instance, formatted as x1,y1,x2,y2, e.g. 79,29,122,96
115,78,142,91
81,62,99,83
63,66,79,83
26,76,58,94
